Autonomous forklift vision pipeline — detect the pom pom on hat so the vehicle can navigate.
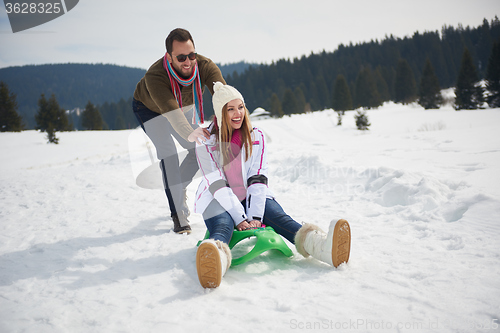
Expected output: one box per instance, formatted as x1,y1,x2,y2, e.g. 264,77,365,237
212,82,244,131
213,81,224,92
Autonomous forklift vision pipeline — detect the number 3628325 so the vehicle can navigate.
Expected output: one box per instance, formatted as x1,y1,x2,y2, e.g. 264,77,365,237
5,2,62,14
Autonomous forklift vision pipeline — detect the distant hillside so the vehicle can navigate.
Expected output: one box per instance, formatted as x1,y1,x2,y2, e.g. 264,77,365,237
0,64,146,128
218,61,257,77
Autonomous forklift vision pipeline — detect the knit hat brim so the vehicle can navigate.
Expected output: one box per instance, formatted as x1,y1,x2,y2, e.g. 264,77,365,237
212,82,245,134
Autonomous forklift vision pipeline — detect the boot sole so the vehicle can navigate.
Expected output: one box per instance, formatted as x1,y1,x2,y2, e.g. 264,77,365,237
196,242,222,288
331,219,351,267
174,228,191,234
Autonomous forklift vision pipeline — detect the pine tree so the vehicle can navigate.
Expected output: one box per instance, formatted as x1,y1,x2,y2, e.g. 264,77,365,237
354,67,381,109
54,96,72,131
315,75,330,109
355,110,371,130
282,88,299,114
299,83,309,107
269,93,284,118
308,81,320,111
455,48,485,110
57,96,72,131
336,111,343,126
394,59,417,104
0,81,24,132
418,59,443,109
35,94,52,132
35,94,71,143
485,39,500,107
81,101,104,130
374,67,391,102
294,86,307,113
46,123,59,144
332,74,353,114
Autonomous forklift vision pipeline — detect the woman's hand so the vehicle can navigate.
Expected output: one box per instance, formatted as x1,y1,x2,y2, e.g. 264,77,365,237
248,220,262,229
188,127,211,144
236,221,250,231
236,220,261,231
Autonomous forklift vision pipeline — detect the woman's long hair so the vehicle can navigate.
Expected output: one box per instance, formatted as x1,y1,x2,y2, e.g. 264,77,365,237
211,103,253,167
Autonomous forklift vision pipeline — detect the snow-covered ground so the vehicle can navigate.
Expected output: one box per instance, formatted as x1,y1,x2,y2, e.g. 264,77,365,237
1,102,499,333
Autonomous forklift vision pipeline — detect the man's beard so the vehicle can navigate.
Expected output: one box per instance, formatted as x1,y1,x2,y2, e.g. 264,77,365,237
173,63,193,79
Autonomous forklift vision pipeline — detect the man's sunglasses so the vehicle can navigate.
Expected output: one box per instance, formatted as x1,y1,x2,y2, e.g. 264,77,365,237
175,52,197,62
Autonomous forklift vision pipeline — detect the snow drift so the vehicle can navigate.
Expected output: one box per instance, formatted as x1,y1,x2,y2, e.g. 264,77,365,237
1,102,499,332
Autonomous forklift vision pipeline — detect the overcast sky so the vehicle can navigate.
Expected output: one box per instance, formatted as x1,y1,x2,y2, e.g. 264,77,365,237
0,0,499,70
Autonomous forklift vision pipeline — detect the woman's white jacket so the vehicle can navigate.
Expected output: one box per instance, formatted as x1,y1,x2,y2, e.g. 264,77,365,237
194,127,274,226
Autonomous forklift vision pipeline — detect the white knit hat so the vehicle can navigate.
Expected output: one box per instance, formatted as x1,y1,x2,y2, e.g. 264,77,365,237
212,81,244,131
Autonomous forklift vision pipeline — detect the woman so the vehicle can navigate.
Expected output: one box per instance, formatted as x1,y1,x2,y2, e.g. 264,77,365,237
194,82,351,288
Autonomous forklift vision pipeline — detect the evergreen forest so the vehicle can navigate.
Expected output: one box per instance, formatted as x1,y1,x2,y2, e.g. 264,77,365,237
225,17,500,114
0,17,499,131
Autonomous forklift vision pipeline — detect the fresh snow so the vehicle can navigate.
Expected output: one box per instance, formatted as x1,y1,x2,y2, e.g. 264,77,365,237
1,102,499,333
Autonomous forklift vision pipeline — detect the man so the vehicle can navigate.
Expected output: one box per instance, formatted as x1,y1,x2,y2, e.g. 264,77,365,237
133,28,226,234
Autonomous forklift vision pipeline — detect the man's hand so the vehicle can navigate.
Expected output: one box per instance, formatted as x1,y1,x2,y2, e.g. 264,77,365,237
188,127,211,144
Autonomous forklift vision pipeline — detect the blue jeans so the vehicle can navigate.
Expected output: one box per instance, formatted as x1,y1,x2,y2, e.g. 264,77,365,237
203,198,302,244
133,98,199,216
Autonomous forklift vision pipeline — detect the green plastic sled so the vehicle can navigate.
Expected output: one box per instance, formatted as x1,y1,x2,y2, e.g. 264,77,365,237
197,226,293,266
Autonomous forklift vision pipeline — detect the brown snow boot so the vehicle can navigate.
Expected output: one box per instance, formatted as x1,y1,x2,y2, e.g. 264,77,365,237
196,240,231,288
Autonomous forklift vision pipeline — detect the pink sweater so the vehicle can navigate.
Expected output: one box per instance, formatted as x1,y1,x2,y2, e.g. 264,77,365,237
224,129,246,201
